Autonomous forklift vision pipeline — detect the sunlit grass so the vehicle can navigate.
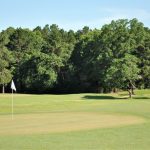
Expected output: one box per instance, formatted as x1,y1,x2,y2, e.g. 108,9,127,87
0,90,150,150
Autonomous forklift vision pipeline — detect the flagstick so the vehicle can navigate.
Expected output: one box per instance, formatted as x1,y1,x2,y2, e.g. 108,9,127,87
12,89,14,120
11,79,16,120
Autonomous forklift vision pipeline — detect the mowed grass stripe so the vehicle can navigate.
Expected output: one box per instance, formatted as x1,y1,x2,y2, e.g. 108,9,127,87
0,112,145,135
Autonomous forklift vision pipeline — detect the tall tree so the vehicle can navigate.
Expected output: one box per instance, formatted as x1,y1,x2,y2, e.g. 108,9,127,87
0,19,149,94
0,31,13,93
7,28,44,92
105,54,140,98
0,47,12,93
134,27,150,88
17,52,62,93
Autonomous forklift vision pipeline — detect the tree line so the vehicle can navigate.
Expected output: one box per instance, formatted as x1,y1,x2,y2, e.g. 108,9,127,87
0,18,150,95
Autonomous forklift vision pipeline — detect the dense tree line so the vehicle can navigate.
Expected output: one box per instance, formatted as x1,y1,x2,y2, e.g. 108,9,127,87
0,19,150,95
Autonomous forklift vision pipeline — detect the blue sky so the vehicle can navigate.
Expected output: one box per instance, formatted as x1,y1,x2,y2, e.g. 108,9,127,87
0,0,150,31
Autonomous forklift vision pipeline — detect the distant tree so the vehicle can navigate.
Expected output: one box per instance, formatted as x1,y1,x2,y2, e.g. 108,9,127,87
0,19,149,94
17,52,62,93
99,19,144,94
0,31,13,93
71,28,102,92
7,28,45,92
106,54,140,98
134,27,150,88
0,49,12,93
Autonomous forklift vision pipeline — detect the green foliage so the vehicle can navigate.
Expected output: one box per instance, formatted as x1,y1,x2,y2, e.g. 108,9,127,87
106,54,140,89
17,52,63,93
0,31,13,89
0,18,150,93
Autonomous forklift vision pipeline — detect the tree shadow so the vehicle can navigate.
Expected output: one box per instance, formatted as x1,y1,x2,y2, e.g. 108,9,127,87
82,95,127,100
132,96,150,99
82,95,150,100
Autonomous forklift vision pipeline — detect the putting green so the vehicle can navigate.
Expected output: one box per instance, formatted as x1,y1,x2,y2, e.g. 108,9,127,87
0,112,144,135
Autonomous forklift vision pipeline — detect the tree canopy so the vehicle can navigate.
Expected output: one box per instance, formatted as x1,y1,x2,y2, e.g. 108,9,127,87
0,19,150,94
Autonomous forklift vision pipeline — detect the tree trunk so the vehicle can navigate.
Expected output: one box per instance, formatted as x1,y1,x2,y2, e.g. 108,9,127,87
131,87,135,95
112,88,118,93
128,89,132,98
129,80,136,95
2,84,5,94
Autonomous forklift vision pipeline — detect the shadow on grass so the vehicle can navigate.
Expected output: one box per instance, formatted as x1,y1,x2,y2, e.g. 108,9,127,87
82,95,127,100
83,95,150,100
133,97,150,99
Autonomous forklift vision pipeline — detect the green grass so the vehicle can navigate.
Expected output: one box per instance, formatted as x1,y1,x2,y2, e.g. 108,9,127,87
0,89,150,150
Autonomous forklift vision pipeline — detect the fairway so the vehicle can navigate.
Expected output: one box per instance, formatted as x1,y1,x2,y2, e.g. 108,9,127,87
0,90,150,150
